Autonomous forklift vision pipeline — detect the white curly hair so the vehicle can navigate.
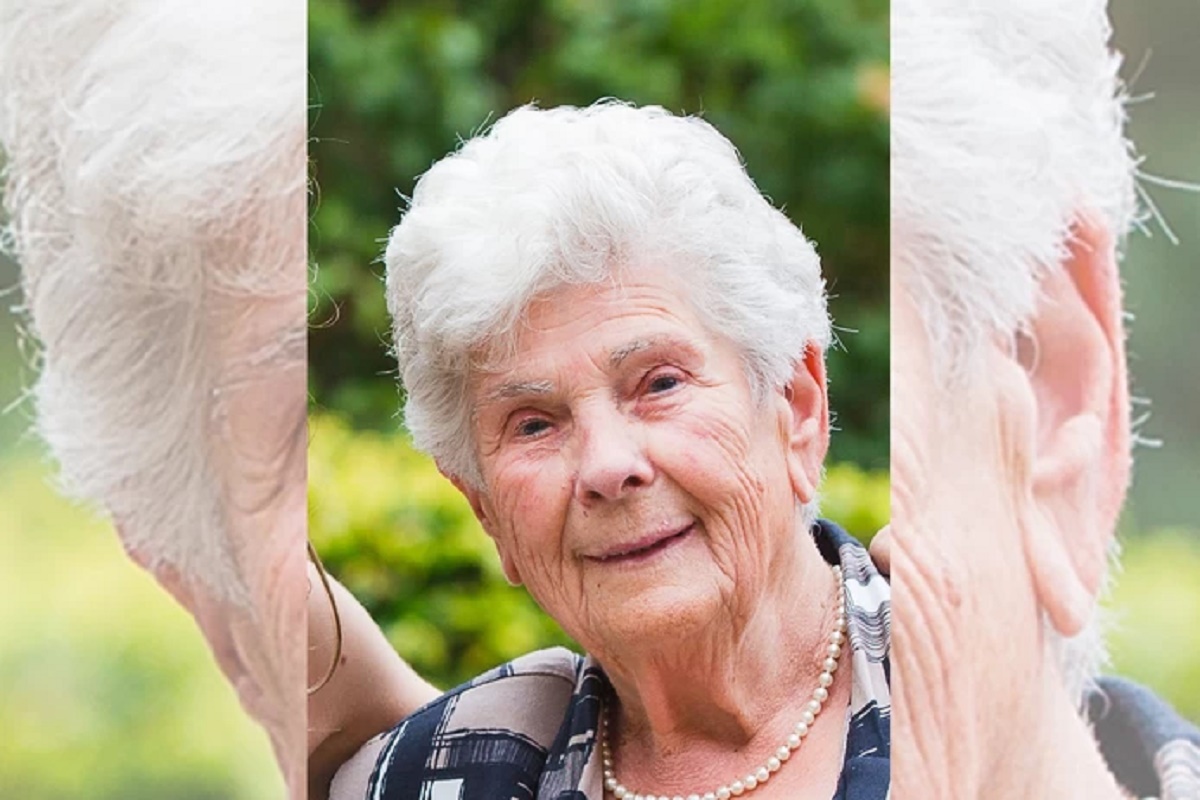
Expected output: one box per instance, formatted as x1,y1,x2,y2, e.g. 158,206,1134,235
385,101,831,491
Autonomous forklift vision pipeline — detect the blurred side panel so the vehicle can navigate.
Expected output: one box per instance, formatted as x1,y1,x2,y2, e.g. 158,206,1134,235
0,1,308,797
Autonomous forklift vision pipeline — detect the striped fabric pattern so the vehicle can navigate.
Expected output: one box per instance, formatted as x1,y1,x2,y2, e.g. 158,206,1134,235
1087,675,1200,800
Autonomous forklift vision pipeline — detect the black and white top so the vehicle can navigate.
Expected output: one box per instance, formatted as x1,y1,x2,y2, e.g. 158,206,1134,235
332,520,893,799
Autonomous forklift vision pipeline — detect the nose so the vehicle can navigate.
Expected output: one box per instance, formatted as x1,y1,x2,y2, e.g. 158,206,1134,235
574,404,654,504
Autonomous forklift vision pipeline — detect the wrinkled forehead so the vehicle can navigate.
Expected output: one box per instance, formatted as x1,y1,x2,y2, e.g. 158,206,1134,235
466,259,716,373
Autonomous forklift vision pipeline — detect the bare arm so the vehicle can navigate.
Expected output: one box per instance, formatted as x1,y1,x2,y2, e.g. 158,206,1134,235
307,561,439,800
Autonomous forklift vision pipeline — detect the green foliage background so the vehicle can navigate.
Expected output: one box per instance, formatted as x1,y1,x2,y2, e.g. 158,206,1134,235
0,448,282,798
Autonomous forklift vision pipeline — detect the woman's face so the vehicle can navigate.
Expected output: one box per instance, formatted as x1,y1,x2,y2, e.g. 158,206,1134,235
458,267,827,656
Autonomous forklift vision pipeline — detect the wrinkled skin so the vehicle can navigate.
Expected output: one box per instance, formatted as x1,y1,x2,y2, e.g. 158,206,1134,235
888,219,1134,799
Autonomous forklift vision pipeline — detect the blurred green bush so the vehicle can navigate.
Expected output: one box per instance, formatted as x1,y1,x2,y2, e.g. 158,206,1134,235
309,411,888,690
1107,529,1200,723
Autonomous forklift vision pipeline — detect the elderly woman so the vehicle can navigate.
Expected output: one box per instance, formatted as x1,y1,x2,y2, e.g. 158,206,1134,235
328,102,890,800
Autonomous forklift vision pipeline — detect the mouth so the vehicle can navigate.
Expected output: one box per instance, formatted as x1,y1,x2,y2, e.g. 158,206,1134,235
588,522,695,564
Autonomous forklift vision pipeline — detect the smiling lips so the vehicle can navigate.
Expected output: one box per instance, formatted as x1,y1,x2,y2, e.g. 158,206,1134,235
589,522,696,563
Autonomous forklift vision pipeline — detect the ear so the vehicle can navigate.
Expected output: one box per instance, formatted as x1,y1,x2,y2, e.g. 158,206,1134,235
440,466,524,587
781,343,830,504
1019,216,1130,637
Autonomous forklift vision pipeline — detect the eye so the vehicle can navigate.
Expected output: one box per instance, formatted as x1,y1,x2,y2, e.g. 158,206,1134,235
644,371,683,395
513,417,552,439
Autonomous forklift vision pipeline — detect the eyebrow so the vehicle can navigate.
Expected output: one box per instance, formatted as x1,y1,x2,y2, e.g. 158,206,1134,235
478,379,555,407
609,335,703,369
478,335,704,408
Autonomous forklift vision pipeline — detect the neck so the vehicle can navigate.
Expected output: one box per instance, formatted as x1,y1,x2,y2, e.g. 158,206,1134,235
600,533,840,756
895,615,1129,799
995,666,1130,800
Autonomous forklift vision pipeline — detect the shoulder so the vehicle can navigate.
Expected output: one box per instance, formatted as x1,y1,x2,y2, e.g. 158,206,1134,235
1088,676,1200,799
330,647,585,800
814,518,892,776
813,519,890,659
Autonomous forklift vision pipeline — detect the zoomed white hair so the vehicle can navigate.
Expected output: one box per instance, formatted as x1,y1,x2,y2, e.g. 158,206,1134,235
0,0,306,601
892,0,1139,703
386,101,831,489
893,0,1137,375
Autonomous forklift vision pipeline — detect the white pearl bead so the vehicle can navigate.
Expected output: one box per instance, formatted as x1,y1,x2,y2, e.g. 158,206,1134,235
824,657,838,673
744,775,757,790
787,733,801,749
688,795,701,800
717,789,731,800
614,789,626,799
704,795,717,800
806,698,821,714
606,777,618,790
819,671,833,687
814,686,828,703
828,643,842,658
831,630,845,645
756,766,770,782
767,756,782,772
776,746,790,761
795,720,809,736
730,780,745,795
801,709,815,726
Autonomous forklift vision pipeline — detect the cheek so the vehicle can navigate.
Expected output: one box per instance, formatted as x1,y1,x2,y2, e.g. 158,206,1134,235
654,406,785,559
891,420,930,532
488,456,573,568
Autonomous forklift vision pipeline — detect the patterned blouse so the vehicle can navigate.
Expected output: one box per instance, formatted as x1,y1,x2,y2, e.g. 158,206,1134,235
332,520,893,800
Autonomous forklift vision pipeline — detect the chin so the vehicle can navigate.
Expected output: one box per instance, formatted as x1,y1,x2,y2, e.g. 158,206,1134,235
590,579,726,654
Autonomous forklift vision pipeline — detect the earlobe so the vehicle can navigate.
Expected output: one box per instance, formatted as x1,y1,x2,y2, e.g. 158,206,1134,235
442,468,491,529
783,344,830,504
441,466,524,587
1018,216,1129,636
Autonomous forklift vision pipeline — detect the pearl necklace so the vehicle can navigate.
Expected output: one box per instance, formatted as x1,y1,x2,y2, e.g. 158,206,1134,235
600,563,848,800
